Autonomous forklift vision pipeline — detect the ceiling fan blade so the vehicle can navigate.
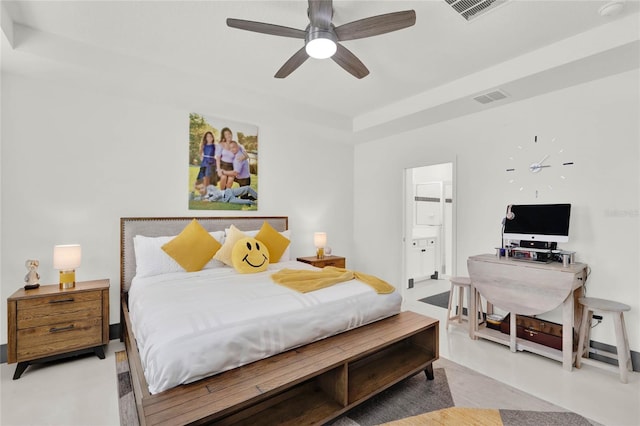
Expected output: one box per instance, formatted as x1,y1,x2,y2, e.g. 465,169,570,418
275,47,309,78
227,18,306,39
334,10,416,41
332,44,369,79
308,0,333,28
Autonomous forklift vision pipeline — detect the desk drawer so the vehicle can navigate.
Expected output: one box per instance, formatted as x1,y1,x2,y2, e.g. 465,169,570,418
16,317,103,360
17,292,102,329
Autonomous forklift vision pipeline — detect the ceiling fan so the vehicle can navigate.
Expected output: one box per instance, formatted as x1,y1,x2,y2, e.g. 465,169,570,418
227,0,416,79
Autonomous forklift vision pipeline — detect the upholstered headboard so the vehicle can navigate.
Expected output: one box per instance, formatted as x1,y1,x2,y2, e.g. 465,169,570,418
120,216,288,293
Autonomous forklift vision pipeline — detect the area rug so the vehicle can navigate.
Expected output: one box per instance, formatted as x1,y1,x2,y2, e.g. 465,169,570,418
116,351,139,426
115,351,597,426
419,291,475,317
329,360,596,426
418,291,450,309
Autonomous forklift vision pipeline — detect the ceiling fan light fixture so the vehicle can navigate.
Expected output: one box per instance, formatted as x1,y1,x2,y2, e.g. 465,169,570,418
305,28,337,59
228,2,416,78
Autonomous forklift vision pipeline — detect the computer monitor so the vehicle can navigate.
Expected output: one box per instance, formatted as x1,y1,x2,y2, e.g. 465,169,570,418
503,203,571,244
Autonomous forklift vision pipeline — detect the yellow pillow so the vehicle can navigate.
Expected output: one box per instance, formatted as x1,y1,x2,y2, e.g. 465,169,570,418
213,225,248,266
231,237,270,273
255,221,290,263
161,219,222,272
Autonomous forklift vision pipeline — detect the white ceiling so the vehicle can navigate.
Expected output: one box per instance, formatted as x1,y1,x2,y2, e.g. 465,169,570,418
2,1,639,139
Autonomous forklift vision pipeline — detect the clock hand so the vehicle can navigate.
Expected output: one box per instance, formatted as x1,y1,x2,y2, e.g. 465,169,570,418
529,154,551,173
529,163,551,173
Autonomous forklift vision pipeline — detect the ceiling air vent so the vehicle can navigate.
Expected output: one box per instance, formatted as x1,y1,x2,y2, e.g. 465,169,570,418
473,89,509,105
445,0,509,21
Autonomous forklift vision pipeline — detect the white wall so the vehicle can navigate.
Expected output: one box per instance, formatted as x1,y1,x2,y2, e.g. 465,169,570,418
354,69,639,351
0,72,355,343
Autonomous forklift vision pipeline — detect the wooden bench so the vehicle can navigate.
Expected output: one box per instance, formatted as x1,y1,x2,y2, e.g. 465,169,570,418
123,308,439,425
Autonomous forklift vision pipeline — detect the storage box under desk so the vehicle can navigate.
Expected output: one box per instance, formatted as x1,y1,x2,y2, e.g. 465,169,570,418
499,314,575,351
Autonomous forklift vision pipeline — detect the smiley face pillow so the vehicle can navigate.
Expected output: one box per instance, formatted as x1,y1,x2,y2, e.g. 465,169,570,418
231,237,270,273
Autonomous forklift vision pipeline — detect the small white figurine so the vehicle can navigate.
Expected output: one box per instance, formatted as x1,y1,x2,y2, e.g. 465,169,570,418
24,259,40,289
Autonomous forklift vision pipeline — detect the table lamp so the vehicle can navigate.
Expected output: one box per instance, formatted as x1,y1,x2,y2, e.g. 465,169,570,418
314,232,327,259
53,244,82,289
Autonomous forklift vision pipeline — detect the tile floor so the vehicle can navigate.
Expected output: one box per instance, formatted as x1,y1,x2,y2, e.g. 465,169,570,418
1,280,638,425
1,341,125,425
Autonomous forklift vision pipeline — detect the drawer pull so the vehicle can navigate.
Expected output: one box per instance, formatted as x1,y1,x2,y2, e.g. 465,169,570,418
49,298,75,304
49,325,75,333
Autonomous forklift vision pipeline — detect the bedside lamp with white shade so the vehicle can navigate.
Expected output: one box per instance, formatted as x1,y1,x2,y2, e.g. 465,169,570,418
314,232,327,260
53,244,82,289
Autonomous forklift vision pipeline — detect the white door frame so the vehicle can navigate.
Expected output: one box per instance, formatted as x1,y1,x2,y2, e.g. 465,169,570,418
400,161,457,308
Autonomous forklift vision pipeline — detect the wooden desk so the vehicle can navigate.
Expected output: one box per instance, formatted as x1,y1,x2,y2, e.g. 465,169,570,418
467,254,588,371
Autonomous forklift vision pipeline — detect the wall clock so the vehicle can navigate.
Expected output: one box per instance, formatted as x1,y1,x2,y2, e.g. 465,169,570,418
505,135,574,198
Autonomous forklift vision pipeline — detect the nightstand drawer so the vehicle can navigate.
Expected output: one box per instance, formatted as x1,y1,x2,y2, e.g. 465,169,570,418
17,317,103,360
18,291,101,310
17,293,102,329
321,259,346,268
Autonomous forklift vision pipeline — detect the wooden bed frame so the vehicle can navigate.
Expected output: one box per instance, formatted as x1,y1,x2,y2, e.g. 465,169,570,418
120,216,439,425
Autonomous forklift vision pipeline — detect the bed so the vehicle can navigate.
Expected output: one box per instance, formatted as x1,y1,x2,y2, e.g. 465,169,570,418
121,216,439,425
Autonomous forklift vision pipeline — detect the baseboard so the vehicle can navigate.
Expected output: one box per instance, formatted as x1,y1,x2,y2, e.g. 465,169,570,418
589,340,639,371
1,326,638,371
109,323,121,341
1,323,122,364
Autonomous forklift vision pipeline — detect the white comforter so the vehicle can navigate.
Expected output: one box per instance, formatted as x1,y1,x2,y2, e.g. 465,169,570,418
128,261,402,394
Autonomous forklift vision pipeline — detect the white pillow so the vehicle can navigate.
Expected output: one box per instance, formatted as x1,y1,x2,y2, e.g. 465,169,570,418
133,231,226,277
226,228,291,262
203,231,226,269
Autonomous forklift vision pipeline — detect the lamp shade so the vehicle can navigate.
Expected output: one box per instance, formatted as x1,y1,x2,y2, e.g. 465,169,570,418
314,232,327,248
53,244,82,270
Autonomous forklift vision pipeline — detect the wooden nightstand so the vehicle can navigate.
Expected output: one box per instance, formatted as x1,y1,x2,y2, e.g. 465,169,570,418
7,279,110,379
296,255,346,269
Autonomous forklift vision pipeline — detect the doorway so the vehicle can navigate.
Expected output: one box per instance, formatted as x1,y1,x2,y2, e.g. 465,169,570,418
403,162,455,304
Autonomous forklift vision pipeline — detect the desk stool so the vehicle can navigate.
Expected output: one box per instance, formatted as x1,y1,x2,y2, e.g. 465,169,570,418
576,297,632,383
446,276,484,336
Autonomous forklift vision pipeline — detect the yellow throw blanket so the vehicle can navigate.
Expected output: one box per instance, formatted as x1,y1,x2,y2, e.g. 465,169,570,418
271,266,395,294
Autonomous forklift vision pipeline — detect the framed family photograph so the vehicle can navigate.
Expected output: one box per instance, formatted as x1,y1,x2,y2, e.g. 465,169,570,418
188,113,259,211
